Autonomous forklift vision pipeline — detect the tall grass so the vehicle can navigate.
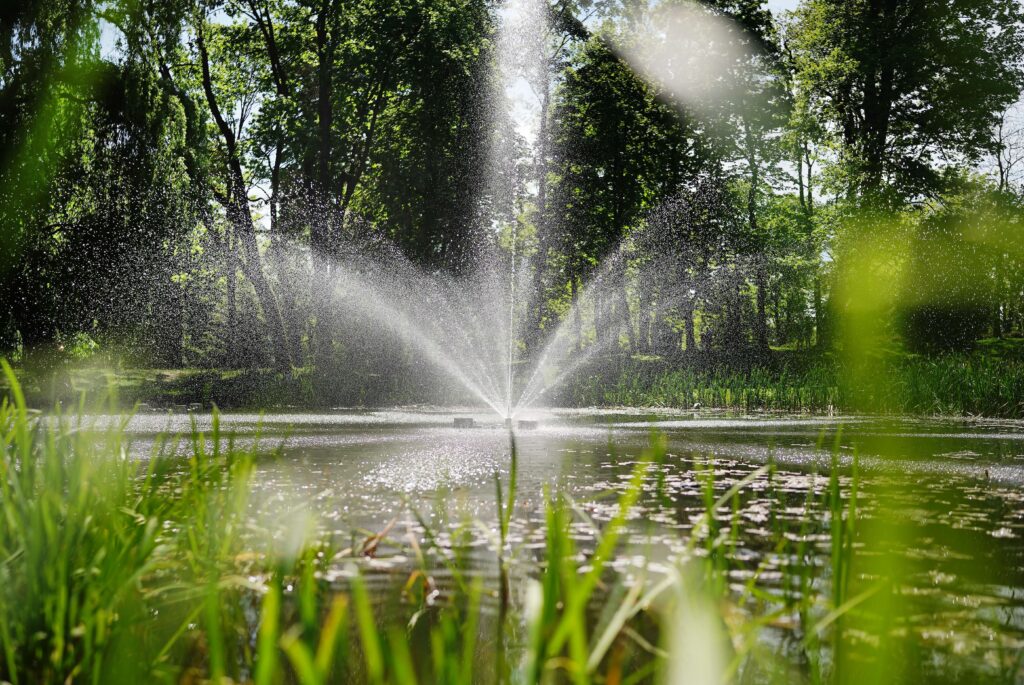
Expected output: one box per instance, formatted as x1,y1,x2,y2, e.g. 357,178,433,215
0,360,265,683
1,362,1009,683
571,352,1024,417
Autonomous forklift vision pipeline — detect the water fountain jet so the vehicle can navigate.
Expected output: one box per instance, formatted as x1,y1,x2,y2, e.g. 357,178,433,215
285,0,720,419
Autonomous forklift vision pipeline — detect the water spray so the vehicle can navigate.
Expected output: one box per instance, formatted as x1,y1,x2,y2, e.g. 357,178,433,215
506,217,517,420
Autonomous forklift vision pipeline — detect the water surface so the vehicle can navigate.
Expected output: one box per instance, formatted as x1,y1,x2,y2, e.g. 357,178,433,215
124,408,1024,680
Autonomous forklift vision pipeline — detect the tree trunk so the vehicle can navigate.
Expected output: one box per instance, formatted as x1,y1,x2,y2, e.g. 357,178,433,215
755,263,769,354
641,266,661,354
270,138,282,243
860,0,896,200
814,275,827,348
728,266,744,354
226,222,238,365
312,0,335,258
197,21,292,370
529,83,552,349
619,279,635,354
744,120,769,355
992,254,1004,338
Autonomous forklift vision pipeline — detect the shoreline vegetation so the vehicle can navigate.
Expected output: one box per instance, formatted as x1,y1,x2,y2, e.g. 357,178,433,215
5,337,1024,419
573,341,1024,418
2,363,1017,684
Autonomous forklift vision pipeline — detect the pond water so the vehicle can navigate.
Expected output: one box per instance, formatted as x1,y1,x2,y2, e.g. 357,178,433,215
124,409,1024,681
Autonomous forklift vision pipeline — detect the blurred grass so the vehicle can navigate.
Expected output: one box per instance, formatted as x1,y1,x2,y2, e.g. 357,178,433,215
0,360,264,683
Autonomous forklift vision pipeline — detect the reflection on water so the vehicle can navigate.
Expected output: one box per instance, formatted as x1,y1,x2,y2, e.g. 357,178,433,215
125,409,1024,680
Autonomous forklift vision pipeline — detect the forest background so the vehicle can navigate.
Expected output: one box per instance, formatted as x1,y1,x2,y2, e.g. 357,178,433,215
2,0,1024,414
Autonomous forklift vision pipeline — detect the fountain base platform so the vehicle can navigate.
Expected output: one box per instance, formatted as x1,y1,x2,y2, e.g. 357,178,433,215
504,418,538,430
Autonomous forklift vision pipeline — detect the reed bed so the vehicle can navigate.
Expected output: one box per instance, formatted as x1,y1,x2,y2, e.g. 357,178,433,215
573,353,1024,417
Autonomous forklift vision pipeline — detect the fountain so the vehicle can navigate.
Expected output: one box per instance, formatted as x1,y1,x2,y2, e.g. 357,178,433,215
275,0,760,426
305,0,572,424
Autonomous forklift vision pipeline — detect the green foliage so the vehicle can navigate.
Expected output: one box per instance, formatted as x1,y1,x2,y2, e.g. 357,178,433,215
550,36,690,273
901,183,1002,351
2,0,1024,396
571,345,1024,417
788,0,1024,203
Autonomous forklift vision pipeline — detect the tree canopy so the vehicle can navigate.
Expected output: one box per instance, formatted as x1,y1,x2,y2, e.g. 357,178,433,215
1,0,1022,387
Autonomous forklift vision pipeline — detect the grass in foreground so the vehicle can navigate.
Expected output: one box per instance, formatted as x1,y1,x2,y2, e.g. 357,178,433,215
1,362,1019,683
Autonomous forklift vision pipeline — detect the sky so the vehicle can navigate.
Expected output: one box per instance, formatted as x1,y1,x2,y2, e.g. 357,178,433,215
766,0,801,13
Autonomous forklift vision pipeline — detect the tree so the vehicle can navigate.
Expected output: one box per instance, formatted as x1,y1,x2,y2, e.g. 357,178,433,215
901,178,1008,351
350,0,494,272
613,0,790,354
779,13,830,346
790,0,1024,206
195,15,295,369
549,35,699,351
989,106,1024,336
634,174,741,355
516,0,595,343
1,0,206,367
705,0,788,355
0,0,95,360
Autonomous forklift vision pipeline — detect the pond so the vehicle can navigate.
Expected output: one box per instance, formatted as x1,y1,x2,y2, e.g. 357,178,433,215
123,409,1024,682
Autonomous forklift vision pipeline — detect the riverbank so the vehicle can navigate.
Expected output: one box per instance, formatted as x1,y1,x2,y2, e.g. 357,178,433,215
4,338,1024,417
568,338,1024,418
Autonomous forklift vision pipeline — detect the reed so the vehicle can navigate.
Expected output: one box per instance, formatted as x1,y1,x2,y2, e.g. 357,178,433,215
572,351,1024,417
